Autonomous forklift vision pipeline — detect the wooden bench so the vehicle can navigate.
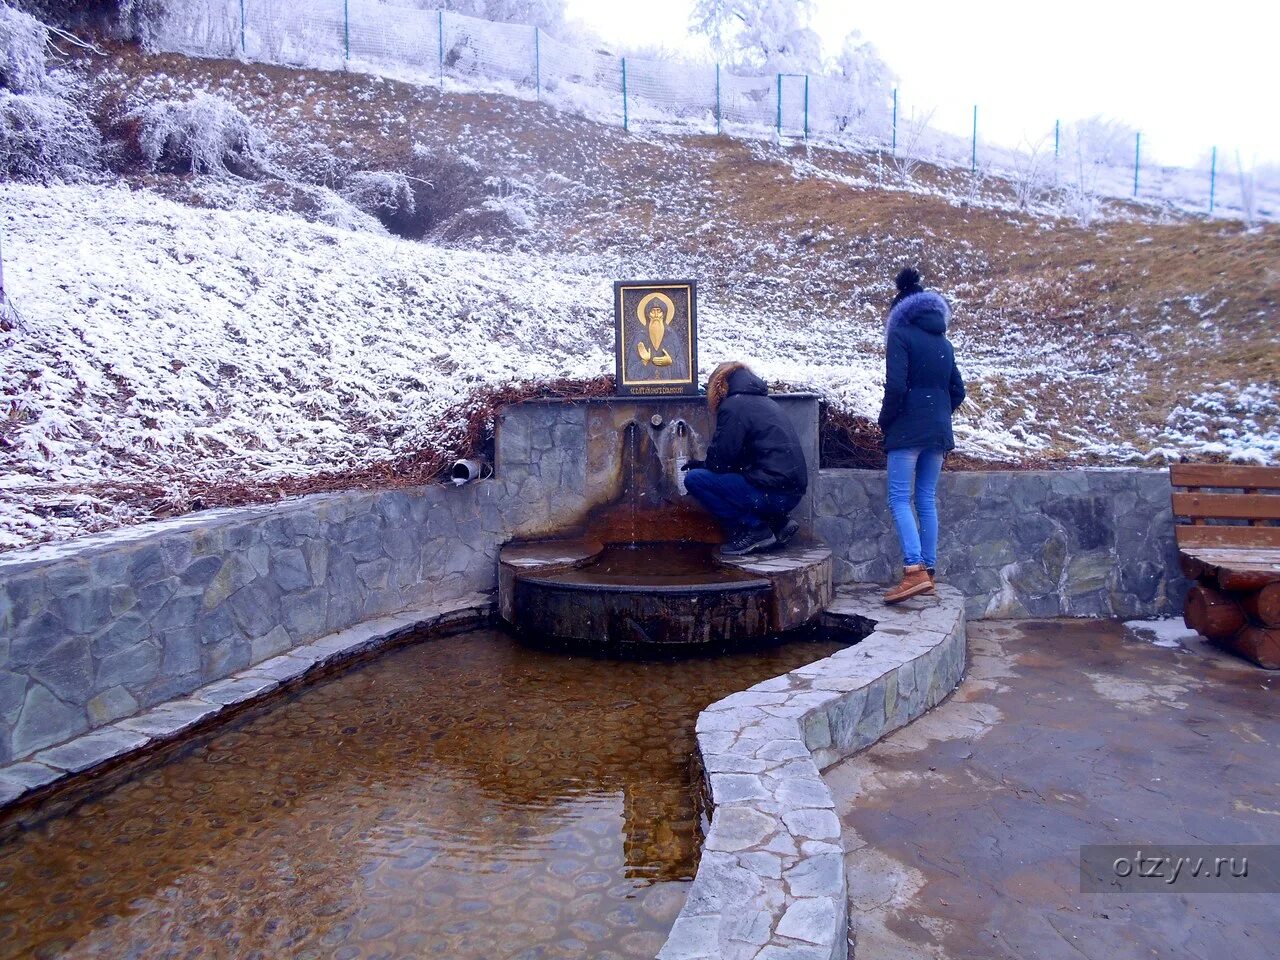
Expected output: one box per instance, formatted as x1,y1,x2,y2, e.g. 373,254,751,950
1171,464,1280,668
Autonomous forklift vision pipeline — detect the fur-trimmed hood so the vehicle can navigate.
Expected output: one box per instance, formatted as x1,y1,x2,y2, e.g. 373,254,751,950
706,361,766,413
885,290,951,342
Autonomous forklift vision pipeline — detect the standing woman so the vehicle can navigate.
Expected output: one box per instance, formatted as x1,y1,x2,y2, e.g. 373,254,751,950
878,267,966,604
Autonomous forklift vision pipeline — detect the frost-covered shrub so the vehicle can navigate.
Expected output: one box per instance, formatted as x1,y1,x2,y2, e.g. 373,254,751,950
480,193,531,232
404,143,486,233
131,91,272,177
0,90,101,179
0,3,47,94
311,185,389,235
286,139,353,188
341,170,415,216
115,0,173,44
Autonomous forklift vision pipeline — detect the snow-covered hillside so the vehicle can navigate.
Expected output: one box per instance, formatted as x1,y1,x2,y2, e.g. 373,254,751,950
4,179,1277,550
0,11,1276,551
0,181,1018,547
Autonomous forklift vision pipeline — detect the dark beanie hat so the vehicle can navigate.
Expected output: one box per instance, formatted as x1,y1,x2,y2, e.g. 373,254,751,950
895,267,923,297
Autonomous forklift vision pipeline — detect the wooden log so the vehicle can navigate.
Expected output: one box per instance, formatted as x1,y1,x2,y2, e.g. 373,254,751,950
1179,552,1209,581
1220,625,1280,670
1183,583,1246,640
1240,582,1280,628
1218,567,1280,591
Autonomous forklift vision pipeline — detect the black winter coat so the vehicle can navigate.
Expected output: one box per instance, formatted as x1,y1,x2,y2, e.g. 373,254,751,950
705,368,808,494
877,291,966,452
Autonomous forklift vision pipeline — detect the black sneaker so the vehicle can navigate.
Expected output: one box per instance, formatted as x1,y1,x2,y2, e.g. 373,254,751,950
770,519,800,549
720,526,777,556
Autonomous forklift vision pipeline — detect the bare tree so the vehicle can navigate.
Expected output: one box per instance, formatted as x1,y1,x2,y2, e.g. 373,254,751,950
890,106,934,182
1010,135,1051,210
961,158,993,207
1065,137,1100,226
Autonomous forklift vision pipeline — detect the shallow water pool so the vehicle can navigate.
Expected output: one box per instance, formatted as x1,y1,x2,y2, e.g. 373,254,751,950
0,627,845,960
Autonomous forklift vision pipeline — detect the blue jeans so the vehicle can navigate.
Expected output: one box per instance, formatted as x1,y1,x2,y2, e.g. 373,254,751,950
684,469,801,535
886,447,945,568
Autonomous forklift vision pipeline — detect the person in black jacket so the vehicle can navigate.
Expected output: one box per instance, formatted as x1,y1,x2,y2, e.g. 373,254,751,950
878,268,966,603
681,362,808,556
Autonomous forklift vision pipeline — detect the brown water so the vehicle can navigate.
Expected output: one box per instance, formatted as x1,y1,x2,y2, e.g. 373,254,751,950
0,628,845,960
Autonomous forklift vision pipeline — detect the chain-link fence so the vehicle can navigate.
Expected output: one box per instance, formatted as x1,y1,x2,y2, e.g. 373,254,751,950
148,0,1273,220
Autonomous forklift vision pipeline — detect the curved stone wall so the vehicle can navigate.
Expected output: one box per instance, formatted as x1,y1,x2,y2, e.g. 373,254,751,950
0,484,511,765
659,585,966,960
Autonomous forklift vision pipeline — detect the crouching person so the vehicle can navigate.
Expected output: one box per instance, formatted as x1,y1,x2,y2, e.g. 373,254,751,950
681,362,807,556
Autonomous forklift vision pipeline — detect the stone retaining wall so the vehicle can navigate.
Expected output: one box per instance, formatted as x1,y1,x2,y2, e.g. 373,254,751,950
815,469,1186,621
659,585,966,960
0,484,518,765
0,596,491,829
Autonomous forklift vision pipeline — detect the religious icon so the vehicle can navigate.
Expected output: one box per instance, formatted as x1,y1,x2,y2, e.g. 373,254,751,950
613,280,698,397
636,292,676,367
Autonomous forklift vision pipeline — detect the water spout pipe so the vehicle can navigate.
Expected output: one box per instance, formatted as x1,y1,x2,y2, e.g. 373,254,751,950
451,458,492,486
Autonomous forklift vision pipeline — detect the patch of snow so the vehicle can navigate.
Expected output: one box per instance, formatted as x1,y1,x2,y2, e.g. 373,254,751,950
1124,618,1199,649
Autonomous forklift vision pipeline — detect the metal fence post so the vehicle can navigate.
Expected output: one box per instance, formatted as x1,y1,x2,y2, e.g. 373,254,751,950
239,0,246,54
891,87,897,154
621,58,628,131
343,0,349,65
776,73,782,137
1209,145,1217,212
803,75,809,140
534,26,540,100
971,105,977,172
1133,131,1141,197
438,10,444,88
715,63,721,134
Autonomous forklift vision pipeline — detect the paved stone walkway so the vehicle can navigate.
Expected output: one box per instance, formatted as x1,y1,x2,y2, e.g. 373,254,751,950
825,619,1280,960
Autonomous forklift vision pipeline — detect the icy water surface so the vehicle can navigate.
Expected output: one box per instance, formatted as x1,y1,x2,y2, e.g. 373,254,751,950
0,628,845,959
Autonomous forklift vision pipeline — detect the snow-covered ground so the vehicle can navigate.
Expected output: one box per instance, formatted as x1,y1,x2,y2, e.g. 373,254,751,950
1125,618,1200,649
3,178,1276,551
0,180,1029,547
0,5,1276,553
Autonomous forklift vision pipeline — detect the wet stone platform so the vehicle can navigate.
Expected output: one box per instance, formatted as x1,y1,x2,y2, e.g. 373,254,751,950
828,619,1280,960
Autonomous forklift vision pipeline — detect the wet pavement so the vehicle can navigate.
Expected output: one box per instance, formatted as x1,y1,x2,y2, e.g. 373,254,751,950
826,619,1280,960
0,627,846,960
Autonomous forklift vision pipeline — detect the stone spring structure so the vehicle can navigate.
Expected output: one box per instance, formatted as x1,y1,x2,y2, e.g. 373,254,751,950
494,394,831,648
0,395,1187,957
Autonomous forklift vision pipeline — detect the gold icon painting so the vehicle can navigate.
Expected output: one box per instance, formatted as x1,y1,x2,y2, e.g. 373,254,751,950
613,281,698,397
636,292,676,367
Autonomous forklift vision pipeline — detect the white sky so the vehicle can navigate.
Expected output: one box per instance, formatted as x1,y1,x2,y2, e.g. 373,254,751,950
563,0,1280,168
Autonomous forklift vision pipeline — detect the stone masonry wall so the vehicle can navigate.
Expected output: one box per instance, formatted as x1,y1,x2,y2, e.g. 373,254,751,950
1,396,1183,770
0,483,518,765
815,468,1186,621
0,399,619,766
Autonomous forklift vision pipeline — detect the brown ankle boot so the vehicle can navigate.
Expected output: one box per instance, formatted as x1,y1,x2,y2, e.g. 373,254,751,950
884,564,935,604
